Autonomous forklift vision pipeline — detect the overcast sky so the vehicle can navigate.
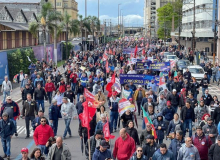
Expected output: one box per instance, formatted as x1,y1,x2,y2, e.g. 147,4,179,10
0,0,144,27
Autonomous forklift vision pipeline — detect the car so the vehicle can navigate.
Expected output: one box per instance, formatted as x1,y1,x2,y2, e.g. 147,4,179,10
72,38,78,41
164,55,178,62
176,60,190,71
183,65,205,81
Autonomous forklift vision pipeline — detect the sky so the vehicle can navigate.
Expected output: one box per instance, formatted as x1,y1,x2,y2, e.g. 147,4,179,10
0,0,144,27
77,0,144,27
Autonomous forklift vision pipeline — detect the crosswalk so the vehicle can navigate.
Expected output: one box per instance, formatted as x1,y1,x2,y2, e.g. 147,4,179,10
16,126,34,136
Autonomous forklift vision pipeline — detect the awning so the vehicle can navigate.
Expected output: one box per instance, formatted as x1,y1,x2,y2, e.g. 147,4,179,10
0,21,29,31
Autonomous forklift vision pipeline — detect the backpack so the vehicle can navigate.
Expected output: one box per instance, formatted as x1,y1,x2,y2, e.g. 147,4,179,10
192,135,209,147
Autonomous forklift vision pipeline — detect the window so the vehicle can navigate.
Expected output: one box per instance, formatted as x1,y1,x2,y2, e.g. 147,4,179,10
56,2,61,6
196,21,200,28
64,3,68,8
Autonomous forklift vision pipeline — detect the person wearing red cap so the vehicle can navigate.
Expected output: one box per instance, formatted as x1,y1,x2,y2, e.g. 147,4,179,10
20,148,30,160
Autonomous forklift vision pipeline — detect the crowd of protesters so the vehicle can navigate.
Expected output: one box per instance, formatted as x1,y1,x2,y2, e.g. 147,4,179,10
1,38,220,160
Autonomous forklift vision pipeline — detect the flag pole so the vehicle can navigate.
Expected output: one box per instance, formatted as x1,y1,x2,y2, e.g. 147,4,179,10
87,100,91,160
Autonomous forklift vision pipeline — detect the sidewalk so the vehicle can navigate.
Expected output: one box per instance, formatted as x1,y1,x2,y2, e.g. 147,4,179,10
0,66,65,103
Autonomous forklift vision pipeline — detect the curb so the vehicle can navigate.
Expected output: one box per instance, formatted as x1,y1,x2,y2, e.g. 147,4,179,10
15,98,22,103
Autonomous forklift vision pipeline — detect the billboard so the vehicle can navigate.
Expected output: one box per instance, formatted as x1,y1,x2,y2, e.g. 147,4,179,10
0,52,9,85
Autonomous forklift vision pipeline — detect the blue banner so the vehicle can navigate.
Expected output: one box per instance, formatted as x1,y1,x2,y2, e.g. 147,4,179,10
0,52,9,85
119,74,160,86
136,62,170,71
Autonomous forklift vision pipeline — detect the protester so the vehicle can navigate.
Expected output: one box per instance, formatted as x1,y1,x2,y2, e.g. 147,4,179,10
121,109,133,128
168,89,180,112
126,120,140,145
96,105,109,122
94,89,106,112
22,84,34,103
167,113,183,137
194,100,209,125
33,116,54,154
1,76,12,103
208,135,220,160
44,137,56,155
47,136,71,159
201,89,213,106
153,113,166,144
202,117,218,144
29,148,45,160
31,110,49,131
192,126,212,160
21,94,38,139
152,143,174,160
130,147,147,160
92,140,112,160
177,137,200,160
34,84,47,113
0,112,15,160
142,134,159,159
19,148,30,160
140,123,153,146
95,114,111,133
113,128,136,160
63,85,75,103
44,79,56,105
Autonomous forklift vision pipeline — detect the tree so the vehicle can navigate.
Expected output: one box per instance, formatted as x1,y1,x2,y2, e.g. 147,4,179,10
87,16,100,47
157,1,182,40
29,2,62,61
77,14,91,51
61,11,80,59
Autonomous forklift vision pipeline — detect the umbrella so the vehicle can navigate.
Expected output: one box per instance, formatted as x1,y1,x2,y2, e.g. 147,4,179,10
81,138,84,155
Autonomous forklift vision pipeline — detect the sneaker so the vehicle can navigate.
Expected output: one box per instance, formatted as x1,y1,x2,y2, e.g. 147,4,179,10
69,135,72,138
15,133,18,137
2,155,7,158
25,136,29,139
7,156,10,160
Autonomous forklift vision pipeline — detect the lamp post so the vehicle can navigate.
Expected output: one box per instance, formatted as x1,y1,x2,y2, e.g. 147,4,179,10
85,0,87,51
118,4,121,37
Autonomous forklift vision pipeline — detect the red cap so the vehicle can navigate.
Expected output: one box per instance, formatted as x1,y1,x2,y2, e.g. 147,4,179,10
129,98,133,101
167,101,171,106
67,85,71,88
21,148,28,153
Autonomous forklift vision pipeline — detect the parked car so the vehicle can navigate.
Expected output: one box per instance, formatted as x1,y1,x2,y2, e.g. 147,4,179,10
183,65,205,81
176,60,190,71
164,55,178,62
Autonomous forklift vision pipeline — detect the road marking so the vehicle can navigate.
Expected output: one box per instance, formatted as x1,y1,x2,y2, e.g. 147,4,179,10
17,126,34,136
15,140,35,160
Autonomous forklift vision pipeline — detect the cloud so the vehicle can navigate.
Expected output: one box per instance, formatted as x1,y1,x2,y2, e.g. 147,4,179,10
99,14,143,27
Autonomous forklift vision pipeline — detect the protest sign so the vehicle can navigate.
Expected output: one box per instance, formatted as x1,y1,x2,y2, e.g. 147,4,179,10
136,62,170,71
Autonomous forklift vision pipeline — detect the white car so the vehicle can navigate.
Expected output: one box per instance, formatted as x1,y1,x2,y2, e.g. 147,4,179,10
164,55,178,62
183,65,205,81
72,38,78,41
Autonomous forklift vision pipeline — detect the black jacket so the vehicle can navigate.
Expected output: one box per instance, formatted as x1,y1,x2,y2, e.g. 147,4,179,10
75,85,84,95
168,94,180,106
171,82,181,93
180,106,195,122
143,142,159,158
126,127,140,145
200,78,209,88
76,101,83,115
183,71,192,81
191,82,200,95
78,118,96,138
208,143,220,160
55,75,62,84
201,94,213,106
34,88,46,100
22,88,33,100
212,107,220,124
63,90,75,103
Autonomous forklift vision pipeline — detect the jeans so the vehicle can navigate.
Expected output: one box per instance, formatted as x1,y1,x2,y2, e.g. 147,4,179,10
71,83,76,92
38,145,46,155
213,75,217,83
172,105,178,113
156,139,163,144
207,75,211,83
25,116,35,137
3,91,10,103
1,136,11,156
202,88,207,95
63,118,72,137
136,102,142,115
77,93,82,103
110,111,118,130
47,92,52,104
50,119,58,136
183,119,192,137
10,118,17,134
193,93,197,99
37,100,45,112
142,119,146,130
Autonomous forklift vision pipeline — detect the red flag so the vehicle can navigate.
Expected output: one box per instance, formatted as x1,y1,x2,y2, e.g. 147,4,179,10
106,73,115,92
84,88,95,100
109,49,113,55
79,101,97,139
106,61,110,73
84,88,103,108
142,49,145,55
134,45,138,58
113,48,116,55
103,117,115,141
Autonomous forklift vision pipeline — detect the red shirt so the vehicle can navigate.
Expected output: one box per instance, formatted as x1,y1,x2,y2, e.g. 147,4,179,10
33,124,54,145
45,82,56,92
70,73,78,83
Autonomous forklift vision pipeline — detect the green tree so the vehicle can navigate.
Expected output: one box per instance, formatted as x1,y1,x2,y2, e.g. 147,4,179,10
157,1,182,40
29,2,62,60
87,16,100,46
61,11,80,59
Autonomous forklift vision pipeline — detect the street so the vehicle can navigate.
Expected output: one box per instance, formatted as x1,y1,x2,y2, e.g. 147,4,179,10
2,81,220,159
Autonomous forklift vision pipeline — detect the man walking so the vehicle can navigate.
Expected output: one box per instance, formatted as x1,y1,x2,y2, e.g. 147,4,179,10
113,128,136,160
21,94,38,139
0,112,15,160
208,135,220,160
1,76,12,103
49,99,62,136
0,96,20,137
33,116,54,154
61,97,77,139
47,136,71,160
34,84,47,113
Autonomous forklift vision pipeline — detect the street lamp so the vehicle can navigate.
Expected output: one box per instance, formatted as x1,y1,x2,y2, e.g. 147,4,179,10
120,9,123,37
118,4,121,37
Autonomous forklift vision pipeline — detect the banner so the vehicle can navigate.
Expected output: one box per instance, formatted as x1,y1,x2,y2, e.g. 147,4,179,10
118,98,135,116
136,62,170,71
0,52,9,85
119,74,160,86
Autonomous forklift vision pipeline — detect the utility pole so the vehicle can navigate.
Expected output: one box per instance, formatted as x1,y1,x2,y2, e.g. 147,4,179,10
104,20,106,44
85,0,87,51
118,4,121,37
191,0,196,54
178,2,181,51
213,0,217,63
217,0,220,61
122,14,123,37
54,0,57,64
110,20,112,36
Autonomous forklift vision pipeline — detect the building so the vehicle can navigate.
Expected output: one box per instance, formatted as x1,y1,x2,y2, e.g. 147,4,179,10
172,0,215,53
49,0,78,20
143,0,177,39
0,2,67,51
